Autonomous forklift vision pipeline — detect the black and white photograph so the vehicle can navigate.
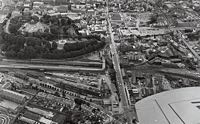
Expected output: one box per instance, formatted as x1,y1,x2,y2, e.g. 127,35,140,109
0,0,199,124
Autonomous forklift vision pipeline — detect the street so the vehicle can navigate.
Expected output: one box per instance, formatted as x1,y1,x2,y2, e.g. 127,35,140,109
106,0,132,123
107,10,129,108
178,31,200,61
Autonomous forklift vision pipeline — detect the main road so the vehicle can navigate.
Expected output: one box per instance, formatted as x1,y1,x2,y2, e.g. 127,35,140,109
106,0,129,115
177,31,200,61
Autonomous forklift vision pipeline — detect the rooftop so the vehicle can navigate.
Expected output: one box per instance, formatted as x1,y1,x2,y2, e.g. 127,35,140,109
0,14,7,23
0,99,19,110
136,87,200,124
111,13,121,21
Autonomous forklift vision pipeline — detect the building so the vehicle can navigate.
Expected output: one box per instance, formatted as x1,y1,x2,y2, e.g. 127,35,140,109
0,89,27,104
33,1,44,9
26,106,54,119
31,0,69,5
111,100,119,114
42,0,55,5
71,4,86,12
135,87,200,124
56,5,68,13
39,117,58,124
19,116,37,124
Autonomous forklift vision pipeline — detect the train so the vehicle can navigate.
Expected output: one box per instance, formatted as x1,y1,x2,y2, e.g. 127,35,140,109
50,78,102,98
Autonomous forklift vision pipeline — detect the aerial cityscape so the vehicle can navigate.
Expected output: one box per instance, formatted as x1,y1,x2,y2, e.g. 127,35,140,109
0,0,199,124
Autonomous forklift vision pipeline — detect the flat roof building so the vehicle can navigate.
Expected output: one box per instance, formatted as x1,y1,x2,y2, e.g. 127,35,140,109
0,89,27,104
135,87,200,124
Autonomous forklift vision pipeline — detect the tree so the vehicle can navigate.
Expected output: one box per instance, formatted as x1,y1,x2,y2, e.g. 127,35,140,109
74,98,85,106
63,44,70,52
15,35,26,47
1,32,9,41
50,25,60,34
24,46,37,59
44,41,51,50
5,33,16,44
10,16,21,24
50,16,58,25
40,33,54,40
9,23,22,34
9,44,21,52
1,44,8,51
64,52,70,58
54,91,60,97
61,18,67,26
40,39,48,45
32,31,42,39
51,41,58,50
40,14,51,24
52,49,65,59
68,4,71,10
5,50,16,58
148,14,158,24
41,51,50,59
35,45,44,54
26,37,36,46
16,51,25,59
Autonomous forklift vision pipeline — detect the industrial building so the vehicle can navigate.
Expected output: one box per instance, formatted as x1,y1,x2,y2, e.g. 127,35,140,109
0,89,27,104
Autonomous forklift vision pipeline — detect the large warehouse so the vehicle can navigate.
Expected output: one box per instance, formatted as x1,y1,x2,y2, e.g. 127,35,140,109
135,87,200,124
